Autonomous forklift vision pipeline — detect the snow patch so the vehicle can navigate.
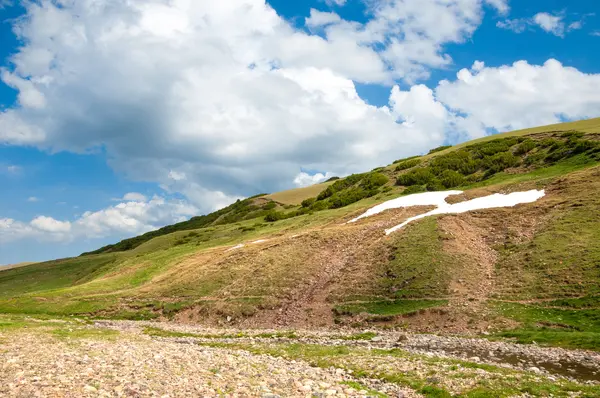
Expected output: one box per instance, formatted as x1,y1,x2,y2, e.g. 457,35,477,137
251,239,268,244
226,243,245,252
348,191,463,223
385,190,545,235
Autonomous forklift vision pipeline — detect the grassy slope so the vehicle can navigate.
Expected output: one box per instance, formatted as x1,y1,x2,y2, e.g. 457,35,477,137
2,117,600,349
265,180,335,205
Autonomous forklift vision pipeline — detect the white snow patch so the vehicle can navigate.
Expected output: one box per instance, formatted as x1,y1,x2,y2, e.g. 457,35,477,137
348,191,463,223
226,243,245,252
251,239,268,244
385,190,545,235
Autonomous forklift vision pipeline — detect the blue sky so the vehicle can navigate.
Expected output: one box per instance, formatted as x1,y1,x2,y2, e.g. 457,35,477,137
1,0,599,265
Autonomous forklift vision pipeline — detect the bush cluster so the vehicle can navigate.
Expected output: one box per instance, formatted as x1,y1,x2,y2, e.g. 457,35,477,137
396,133,600,193
395,158,421,172
427,145,452,155
266,172,390,222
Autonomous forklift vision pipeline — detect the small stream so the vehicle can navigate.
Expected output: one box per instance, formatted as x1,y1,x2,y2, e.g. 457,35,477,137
407,343,600,382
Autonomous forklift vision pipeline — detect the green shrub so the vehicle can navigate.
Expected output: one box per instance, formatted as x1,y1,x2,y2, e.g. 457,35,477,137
514,139,536,155
525,151,546,166
310,200,329,211
325,176,340,182
328,187,376,209
469,138,519,158
430,150,481,176
263,201,277,210
402,185,427,195
439,170,466,188
301,198,316,208
561,131,584,139
395,158,421,171
317,173,365,200
393,155,420,164
396,168,437,186
360,173,389,190
427,145,452,155
426,180,445,191
265,211,286,222
482,152,521,175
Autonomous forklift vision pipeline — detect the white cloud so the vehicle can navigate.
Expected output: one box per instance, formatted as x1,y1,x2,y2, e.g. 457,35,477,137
2,0,491,213
1,195,199,244
324,0,347,6
168,171,187,182
436,59,600,136
27,196,40,202
2,164,22,175
496,19,529,34
568,21,583,31
122,192,147,202
75,196,197,239
592,31,600,37
305,9,342,28
484,0,509,15
1,70,47,109
30,216,71,233
533,12,565,37
293,172,335,187
498,12,586,37
0,0,597,233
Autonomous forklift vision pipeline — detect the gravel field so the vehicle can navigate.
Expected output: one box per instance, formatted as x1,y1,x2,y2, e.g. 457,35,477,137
0,324,416,398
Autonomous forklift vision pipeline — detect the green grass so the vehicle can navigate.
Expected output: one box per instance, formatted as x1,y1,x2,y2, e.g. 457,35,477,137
0,254,118,298
194,340,600,398
2,119,600,327
335,300,448,316
492,302,600,350
382,218,456,299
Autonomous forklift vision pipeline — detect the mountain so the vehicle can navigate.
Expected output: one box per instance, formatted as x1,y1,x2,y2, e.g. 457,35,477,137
2,117,600,351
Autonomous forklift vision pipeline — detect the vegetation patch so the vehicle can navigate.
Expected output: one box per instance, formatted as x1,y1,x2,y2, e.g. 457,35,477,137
335,300,448,317
396,133,600,192
492,302,600,350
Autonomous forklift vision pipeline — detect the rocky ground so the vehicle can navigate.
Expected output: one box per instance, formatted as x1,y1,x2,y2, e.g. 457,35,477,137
0,319,415,398
2,317,600,397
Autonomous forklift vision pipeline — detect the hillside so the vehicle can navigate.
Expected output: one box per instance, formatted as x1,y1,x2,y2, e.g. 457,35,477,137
2,117,600,353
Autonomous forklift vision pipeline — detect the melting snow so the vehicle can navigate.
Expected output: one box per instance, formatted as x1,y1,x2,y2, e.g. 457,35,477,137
348,191,463,223
348,189,546,235
385,190,545,235
251,239,268,244
226,244,245,252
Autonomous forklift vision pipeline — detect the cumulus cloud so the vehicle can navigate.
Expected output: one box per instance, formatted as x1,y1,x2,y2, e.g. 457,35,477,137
293,172,335,188
27,196,40,202
436,59,600,136
30,216,71,233
0,195,198,245
0,0,598,233
0,0,507,214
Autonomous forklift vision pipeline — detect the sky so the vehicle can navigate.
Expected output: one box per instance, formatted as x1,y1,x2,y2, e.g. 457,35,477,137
1,0,599,265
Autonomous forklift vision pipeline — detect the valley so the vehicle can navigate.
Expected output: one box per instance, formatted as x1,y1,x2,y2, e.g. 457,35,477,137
2,118,600,397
